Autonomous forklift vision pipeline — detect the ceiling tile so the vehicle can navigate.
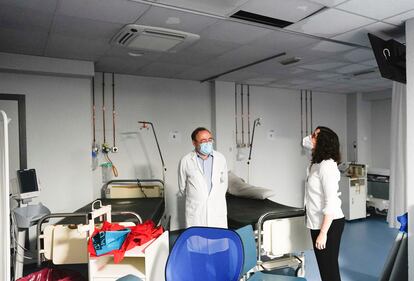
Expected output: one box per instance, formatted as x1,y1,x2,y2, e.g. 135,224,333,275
135,6,218,34
286,8,375,38
151,0,250,17
57,0,150,24
219,70,262,82
51,15,123,40
298,59,348,71
384,9,414,26
360,59,378,67
241,59,286,75
156,51,218,66
45,34,110,61
335,63,373,74
199,20,272,44
247,30,319,52
339,48,375,63
336,0,414,20
309,41,355,53
0,27,48,56
288,41,355,62
0,4,54,32
0,0,57,13
315,72,341,79
186,39,241,56
285,78,312,85
300,80,336,88
138,62,189,78
95,56,151,74
238,0,324,22
332,22,397,47
205,45,283,71
306,0,348,7
243,78,275,86
176,66,222,81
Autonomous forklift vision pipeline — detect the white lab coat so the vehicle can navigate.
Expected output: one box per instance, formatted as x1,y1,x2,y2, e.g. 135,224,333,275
178,150,228,228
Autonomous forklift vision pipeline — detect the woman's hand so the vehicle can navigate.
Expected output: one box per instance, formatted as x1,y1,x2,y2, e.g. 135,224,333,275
315,231,327,250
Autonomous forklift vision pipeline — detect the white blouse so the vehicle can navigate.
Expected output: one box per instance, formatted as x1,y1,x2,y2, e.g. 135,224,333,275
305,159,344,229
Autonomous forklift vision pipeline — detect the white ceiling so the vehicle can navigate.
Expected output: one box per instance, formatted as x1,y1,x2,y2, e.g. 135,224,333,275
0,0,412,93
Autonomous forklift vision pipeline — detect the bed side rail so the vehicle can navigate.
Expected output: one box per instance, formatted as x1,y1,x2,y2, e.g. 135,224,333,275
256,209,305,263
37,213,89,267
101,178,165,197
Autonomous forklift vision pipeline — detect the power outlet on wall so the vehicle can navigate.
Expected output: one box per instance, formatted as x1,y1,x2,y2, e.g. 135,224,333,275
169,131,181,143
267,130,276,140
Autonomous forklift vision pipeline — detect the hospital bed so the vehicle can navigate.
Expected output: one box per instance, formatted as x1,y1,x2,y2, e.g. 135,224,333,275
36,200,168,281
226,193,313,276
36,178,167,279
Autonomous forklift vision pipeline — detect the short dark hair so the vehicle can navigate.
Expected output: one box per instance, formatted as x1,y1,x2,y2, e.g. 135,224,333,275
312,126,341,164
191,127,210,141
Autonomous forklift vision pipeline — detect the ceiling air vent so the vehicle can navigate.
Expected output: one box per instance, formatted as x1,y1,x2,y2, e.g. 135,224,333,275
279,57,301,66
352,69,377,77
111,25,200,52
231,10,293,28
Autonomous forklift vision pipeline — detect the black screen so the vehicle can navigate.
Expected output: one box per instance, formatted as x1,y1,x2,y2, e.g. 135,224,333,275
17,169,39,194
368,33,406,84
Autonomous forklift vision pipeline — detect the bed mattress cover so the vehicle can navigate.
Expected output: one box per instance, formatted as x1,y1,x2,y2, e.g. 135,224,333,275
226,194,305,229
58,198,165,225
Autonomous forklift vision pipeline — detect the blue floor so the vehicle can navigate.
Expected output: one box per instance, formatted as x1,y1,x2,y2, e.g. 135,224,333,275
304,215,399,281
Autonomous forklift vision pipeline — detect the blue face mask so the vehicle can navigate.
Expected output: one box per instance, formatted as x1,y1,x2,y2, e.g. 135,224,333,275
199,142,213,156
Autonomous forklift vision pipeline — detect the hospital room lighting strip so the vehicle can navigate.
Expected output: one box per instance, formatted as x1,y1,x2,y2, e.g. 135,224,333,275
200,52,286,82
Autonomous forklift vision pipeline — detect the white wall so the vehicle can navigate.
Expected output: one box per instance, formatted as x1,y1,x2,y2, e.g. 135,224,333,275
0,72,93,213
92,73,212,230
347,91,392,170
371,98,391,169
405,17,414,281
347,93,358,162
214,81,348,207
0,100,19,181
357,93,372,166
0,53,349,231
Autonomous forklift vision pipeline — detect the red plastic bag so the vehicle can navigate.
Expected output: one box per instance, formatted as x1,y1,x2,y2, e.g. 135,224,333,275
87,220,163,263
17,267,86,281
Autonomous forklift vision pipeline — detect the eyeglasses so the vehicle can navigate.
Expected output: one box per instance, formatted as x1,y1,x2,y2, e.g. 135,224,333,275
197,138,214,144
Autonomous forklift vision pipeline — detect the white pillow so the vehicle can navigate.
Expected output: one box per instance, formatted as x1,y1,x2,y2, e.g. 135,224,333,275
227,171,275,200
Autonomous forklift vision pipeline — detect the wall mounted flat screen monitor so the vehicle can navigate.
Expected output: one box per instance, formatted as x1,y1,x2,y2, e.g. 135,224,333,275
368,33,406,84
17,169,39,199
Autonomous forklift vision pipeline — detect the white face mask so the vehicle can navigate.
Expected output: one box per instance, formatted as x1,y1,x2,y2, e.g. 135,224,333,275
302,135,313,151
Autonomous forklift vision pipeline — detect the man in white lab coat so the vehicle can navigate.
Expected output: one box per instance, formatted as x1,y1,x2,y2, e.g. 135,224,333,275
178,127,228,228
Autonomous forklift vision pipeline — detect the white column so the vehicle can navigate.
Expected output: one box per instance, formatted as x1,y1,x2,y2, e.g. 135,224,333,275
406,18,414,280
212,81,237,172
0,111,10,281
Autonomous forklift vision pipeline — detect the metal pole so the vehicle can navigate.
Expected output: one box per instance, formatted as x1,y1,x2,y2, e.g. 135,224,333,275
310,90,313,132
112,73,116,148
235,84,239,146
305,90,308,136
300,90,303,139
102,72,106,143
247,85,251,147
241,84,245,146
92,77,96,145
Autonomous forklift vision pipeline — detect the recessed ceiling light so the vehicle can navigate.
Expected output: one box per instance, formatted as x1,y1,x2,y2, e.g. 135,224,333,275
279,57,301,65
128,52,143,57
166,17,181,24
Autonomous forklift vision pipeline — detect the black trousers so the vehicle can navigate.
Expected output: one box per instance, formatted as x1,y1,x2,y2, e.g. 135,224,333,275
310,217,345,281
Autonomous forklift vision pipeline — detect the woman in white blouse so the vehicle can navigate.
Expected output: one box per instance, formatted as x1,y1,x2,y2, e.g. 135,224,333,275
303,126,345,281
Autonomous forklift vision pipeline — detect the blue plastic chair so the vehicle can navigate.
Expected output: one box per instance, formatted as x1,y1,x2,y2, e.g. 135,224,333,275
165,227,244,281
236,225,306,281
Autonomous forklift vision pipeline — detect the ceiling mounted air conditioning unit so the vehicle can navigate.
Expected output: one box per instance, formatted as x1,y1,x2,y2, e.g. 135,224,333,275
111,24,200,52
